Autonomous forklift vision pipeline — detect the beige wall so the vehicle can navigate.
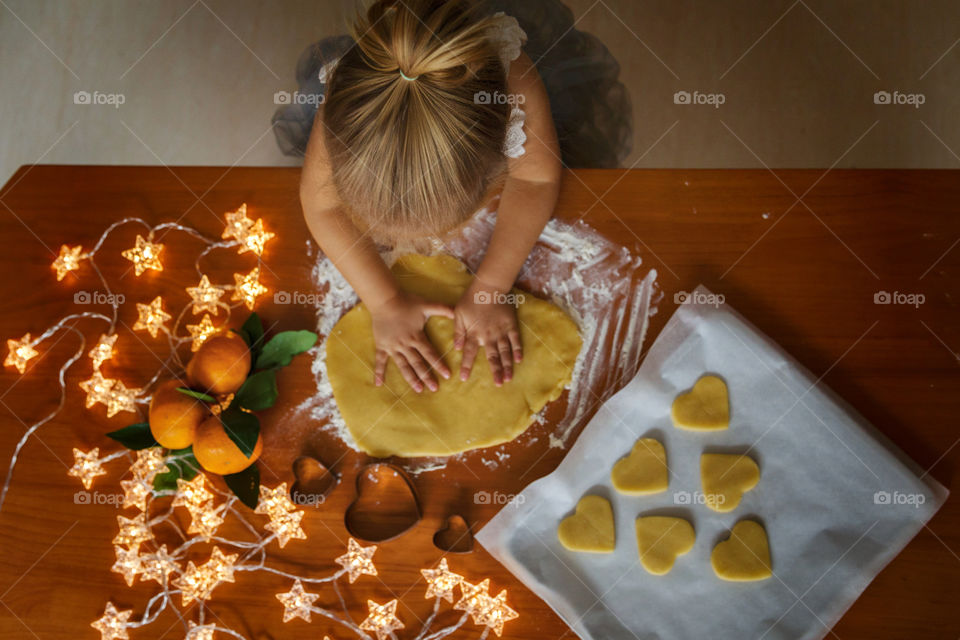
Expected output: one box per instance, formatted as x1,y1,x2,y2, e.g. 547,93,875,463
1,0,958,185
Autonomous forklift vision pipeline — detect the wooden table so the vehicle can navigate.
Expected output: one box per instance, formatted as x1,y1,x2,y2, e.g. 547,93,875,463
0,166,956,639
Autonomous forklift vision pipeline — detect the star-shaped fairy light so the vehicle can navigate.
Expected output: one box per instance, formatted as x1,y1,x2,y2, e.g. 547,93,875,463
52,244,85,281
335,538,378,584
454,578,491,624
133,296,171,338
88,333,118,369
231,267,267,310
68,447,107,489
276,579,320,622
113,513,153,550
476,589,518,637
91,601,132,640
222,203,254,242
120,478,151,511
254,483,306,547
5,333,39,374
105,380,139,418
186,313,219,351
238,218,275,256
186,621,217,640
187,501,225,541
360,599,404,640
140,545,179,585
186,275,225,315
421,558,463,603
174,546,237,605
111,545,142,586
131,448,168,482
79,370,116,408
172,475,214,511
121,234,164,276
264,509,306,548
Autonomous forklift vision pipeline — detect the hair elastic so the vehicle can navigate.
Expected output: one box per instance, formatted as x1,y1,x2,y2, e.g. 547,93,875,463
399,70,420,82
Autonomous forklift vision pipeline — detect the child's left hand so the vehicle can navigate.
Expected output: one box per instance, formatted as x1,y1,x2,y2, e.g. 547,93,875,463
454,279,523,386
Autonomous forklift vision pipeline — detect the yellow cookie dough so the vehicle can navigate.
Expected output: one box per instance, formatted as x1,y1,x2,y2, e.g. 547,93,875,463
558,495,615,553
611,438,668,495
671,375,730,431
711,520,772,581
700,453,760,512
326,254,582,457
635,516,695,575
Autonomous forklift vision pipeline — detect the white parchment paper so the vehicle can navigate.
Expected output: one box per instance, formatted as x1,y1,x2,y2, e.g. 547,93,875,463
477,286,948,640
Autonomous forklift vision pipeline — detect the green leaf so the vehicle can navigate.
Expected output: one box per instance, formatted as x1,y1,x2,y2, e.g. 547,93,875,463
233,312,265,358
175,387,216,403
106,422,158,450
234,369,278,411
224,464,260,509
220,406,260,458
152,447,200,492
255,330,318,370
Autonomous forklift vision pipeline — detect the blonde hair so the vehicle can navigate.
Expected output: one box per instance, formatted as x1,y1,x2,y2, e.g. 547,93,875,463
322,0,510,241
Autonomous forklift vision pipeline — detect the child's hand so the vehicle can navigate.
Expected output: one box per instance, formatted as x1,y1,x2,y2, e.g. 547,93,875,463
369,292,454,392
454,279,523,386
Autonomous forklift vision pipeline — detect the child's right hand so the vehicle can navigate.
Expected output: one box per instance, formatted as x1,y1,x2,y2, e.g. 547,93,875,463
369,291,454,393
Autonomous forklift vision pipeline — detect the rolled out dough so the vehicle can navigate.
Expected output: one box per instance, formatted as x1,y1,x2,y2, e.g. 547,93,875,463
326,254,582,457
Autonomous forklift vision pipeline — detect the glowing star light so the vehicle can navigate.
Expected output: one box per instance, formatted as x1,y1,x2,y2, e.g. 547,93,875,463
5,333,38,374
91,602,132,640
79,370,116,408
335,538,378,583
421,558,463,603
172,475,214,511
52,244,85,281
186,313,219,351
276,579,320,623
131,447,168,482
186,622,216,640
105,380,139,418
222,203,254,241
476,589,518,637
68,447,107,489
133,296,171,338
454,578,491,624
174,546,237,605
187,502,225,541
360,599,404,640
264,509,306,548
186,275,225,315
111,545,142,586
113,513,153,550
121,234,164,275
238,218,275,256
88,334,118,369
231,267,267,310
120,478,151,511
140,545,179,585
255,483,297,519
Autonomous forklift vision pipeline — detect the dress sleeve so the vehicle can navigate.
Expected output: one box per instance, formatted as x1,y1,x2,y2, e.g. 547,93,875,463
489,13,530,159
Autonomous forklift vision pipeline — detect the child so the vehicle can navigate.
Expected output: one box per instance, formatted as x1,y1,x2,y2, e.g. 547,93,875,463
282,0,631,393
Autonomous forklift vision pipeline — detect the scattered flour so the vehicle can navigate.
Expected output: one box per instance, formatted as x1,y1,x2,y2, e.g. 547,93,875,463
292,205,659,473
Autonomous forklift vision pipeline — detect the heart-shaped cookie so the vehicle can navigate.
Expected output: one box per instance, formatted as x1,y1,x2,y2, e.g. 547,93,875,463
711,520,772,581
700,453,759,512
671,375,729,431
433,514,474,554
345,463,421,542
635,516,695,575
557,495,615,553
611,438,668,495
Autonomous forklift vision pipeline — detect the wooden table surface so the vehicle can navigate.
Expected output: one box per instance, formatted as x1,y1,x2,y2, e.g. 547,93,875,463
0,166,956,639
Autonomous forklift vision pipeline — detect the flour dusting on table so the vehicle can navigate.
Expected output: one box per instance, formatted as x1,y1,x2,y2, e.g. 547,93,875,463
294,206,658,472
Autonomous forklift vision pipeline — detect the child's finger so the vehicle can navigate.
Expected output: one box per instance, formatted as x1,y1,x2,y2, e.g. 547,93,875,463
401,347,437,392
459,339,479,381
416,337,451,380
392,352,423,393
423,303,455,319
497,338,513,382
508,329,523,362
453,315,466,350
374,350,389,386
486,346,504,387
